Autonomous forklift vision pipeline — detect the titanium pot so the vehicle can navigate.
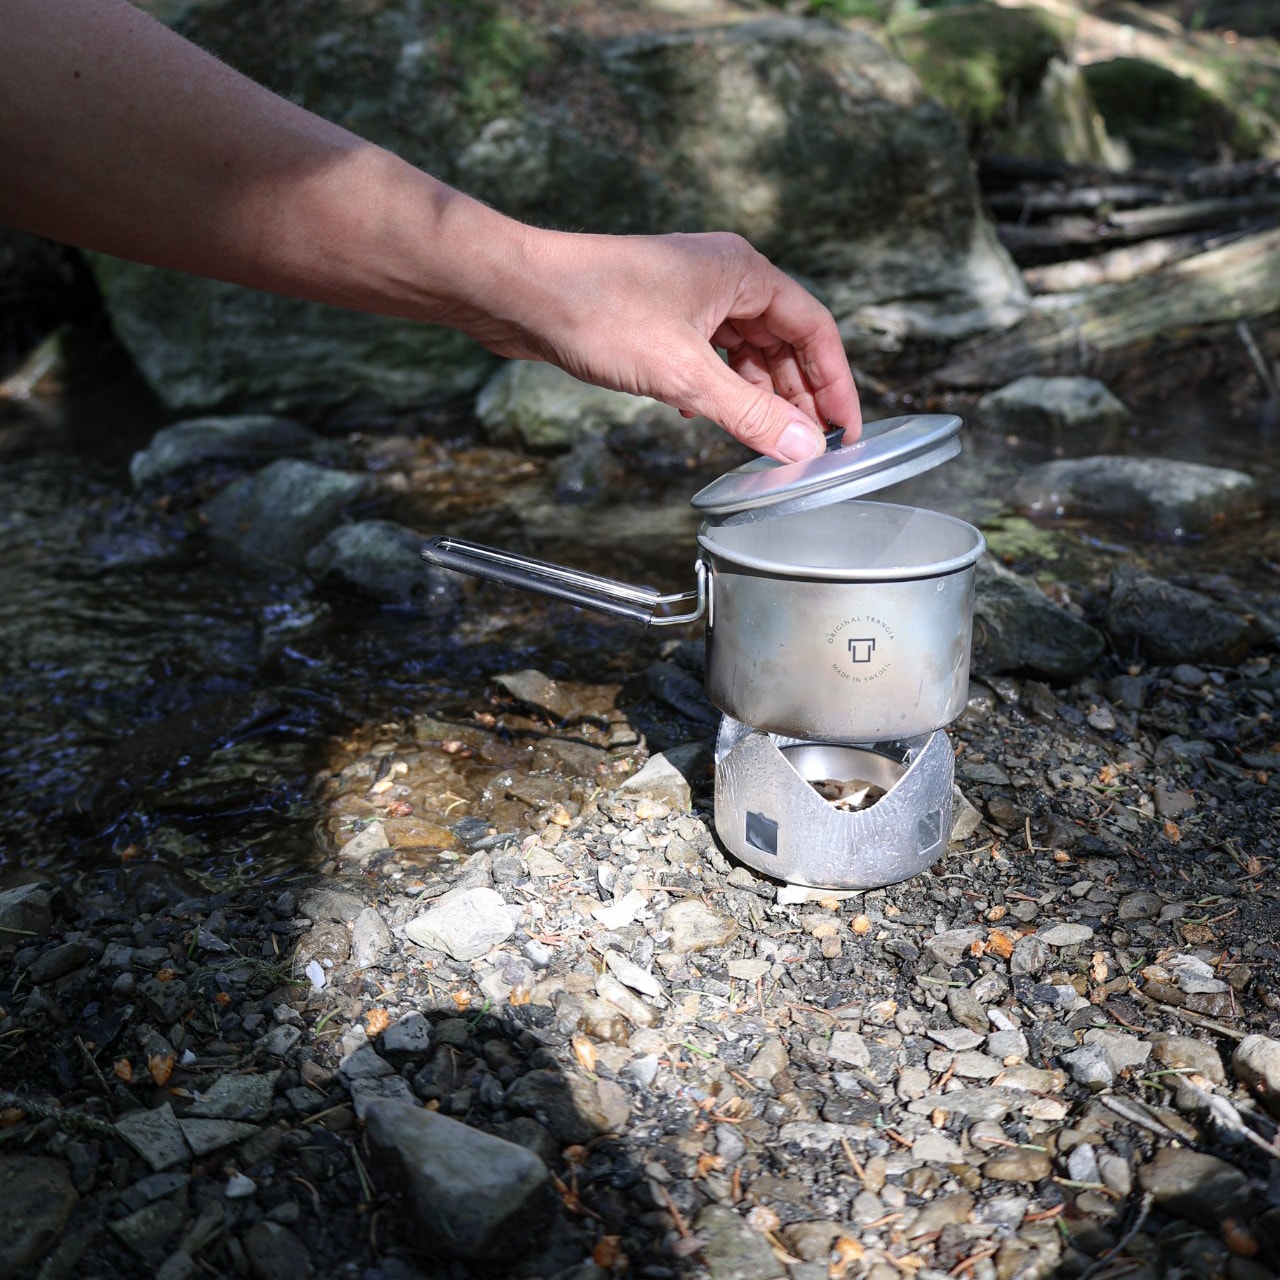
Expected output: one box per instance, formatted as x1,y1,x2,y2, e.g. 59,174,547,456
422,414,986,744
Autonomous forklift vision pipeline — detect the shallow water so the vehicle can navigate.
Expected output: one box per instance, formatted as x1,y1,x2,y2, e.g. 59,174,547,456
0,368,1275,891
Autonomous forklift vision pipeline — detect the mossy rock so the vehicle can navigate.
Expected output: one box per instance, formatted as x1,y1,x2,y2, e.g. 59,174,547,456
1083,56,1268,162
889,3,1075,137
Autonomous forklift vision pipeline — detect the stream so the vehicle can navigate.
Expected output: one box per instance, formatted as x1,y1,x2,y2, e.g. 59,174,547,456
1,359,1276,899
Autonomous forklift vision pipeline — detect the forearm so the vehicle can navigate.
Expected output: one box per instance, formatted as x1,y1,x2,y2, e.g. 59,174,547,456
0,0,527,333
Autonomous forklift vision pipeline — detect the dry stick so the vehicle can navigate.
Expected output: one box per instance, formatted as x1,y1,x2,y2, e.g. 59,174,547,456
1078,1192,1155,1280
1236,319,1280,401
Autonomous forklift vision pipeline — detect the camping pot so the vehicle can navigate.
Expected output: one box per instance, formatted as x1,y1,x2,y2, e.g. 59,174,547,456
422,414,986,744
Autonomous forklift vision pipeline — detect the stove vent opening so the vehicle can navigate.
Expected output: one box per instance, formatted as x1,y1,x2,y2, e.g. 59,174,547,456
917,809,943,849
745,811,778,856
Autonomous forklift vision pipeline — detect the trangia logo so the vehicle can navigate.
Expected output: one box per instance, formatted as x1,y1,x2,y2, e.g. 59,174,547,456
826,615,894,683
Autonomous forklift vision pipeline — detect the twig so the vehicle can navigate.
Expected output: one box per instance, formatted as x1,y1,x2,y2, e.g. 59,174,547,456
1237,320,1280,401
1079,1193,1154,1280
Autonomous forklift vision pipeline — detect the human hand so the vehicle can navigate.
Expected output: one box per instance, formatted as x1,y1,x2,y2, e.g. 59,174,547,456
468,228,862,462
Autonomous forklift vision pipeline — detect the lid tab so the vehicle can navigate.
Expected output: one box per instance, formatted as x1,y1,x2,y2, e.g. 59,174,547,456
690,413,963,526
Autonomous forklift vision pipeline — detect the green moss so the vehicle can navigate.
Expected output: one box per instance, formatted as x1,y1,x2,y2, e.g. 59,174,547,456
888,4,1074,137
981,515,1064,565
1083,56,1268,161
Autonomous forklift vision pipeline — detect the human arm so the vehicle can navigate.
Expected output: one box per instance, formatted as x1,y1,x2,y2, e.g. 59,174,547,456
0,0,860,460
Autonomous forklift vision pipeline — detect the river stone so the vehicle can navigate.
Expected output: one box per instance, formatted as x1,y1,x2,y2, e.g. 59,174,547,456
1012,455,1262,537
1137,1148,1254,1228
1061,1044,1115,1092
129,414,321,491
1232,1035,1280,1117
306,520,461,612
364,1099,549,1261
0,882,54,939
477,360,679,452
404,887,516,961
1150,1034,1226,1084
972,563,1106,680
200,459,370,567
983,1150,1051,1183
0,1156,78,1277
1106,566,1259,666
976,377,1132,442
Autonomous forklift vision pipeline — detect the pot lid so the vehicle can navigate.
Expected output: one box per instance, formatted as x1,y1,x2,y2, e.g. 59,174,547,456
690,413,963,526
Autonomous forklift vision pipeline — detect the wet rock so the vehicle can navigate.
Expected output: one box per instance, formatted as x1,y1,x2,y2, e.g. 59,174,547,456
0,882,54,938
694,1203,787,1280
0,1156,78,1277
307,520,461,612
973,563,1106,680
129,414,322,491
404,887,516,961
200,459,371,567
1232,1035,1280,1118
977,377,1131,441
1138,1148,1254,1229
1106,566,1259,666
1012,455,1261,536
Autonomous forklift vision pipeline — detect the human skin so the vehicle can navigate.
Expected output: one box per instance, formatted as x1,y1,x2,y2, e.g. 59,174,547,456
0,0,862,460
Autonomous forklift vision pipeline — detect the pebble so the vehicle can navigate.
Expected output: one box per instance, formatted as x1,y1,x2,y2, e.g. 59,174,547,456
1061,1045,1115,1092
349,906,393,968
661,897,738,952
1231,1034,1280,1117
1038,922,1094,946
115,1104,191,1172
695,1204,787,1280
1137,1148,1254,1229
983,1150,1051,1183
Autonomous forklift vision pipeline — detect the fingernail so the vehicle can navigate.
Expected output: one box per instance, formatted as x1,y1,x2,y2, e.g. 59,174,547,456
777,422,822,462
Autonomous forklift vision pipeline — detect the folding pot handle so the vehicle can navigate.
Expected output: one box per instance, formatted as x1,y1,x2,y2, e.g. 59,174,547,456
422,535,706,627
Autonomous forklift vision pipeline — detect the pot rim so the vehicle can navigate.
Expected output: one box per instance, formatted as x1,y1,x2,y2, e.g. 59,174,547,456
696,499,986,583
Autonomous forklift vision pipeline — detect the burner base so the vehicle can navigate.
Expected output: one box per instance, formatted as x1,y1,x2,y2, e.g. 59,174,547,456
713,717,953,889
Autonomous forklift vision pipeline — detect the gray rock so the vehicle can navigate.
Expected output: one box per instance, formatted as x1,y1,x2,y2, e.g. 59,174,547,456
189,1071,279,1122
1038,922,1094,947
201,459,370,567
349,906,394,969
108,1201,187,1263
1232,1035,1280,1118
972,562,1106,680
907,1089,1016,1122
365,1099,550,1261
983,1150,1052,1183
1061,1045,1114,1092
1012,455,1261,537
178,1118,259,1157
1138,1148,1254,1229
924,927,984,967
976,377,1131,442
911,1131,965,1165
115,1104,191,1172
1106,566,1259,666
347,1075,417,1120
382,1011,432,1060
828,1030,871,1068
947,986,990,1033
694,1203,787,1280
1010,933,1051,977
0,882,54,939
1066,1143,1100,1185
504,1068,615,1145
339,1043,395,1082
477,360,678,452
129,415,320,490
243,1221,312,1280
306,520,461,612
405,887,516,961
906,1191,973,1237
1083,1029,1151,1074
27,940,91,984
1150,1034,1226,1084
0,1156,78,1277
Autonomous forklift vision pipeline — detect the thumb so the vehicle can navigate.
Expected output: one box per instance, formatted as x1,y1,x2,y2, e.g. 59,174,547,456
692,357,824,462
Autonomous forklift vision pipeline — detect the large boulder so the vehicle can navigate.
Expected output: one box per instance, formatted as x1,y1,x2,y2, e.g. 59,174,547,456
93,5,1026,412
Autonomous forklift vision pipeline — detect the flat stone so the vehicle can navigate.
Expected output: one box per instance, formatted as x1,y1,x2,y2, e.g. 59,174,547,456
928,1027,984,1052
336,822,390,868
1150,1034,1225,1084
906,1191,974,1237
382,1012,432,1059
364,1099,550,1261
1138,1148,1254,1228
828,1030,871,1068
924,928,984,967
911,1131,965,1165
591,889,650,931
349,906,394,969
1233,1035,1280,1118
661,898,738,953
109,1200,187,1262
1084,1029,1151,1074
602,949,664,999
339,1043,395,1082
189,1071,279,1122
953,1050,1004,1079
115,1104,191,1172
0,1156,78,1277
983,1150,1051,1182
178,1119,259,1157
348,1074,416,1120
617,751,693,812
405,887,516,961
695,1203,787,1280
907,1089,1015,1122
1038,923,1094,947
